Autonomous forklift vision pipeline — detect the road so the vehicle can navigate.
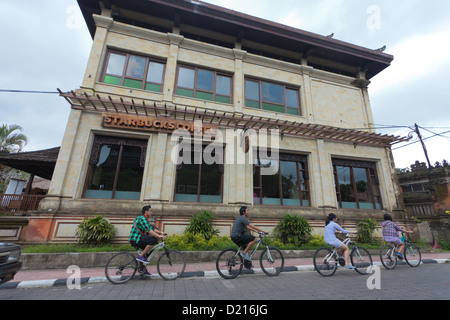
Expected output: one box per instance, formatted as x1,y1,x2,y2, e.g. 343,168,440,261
1,263,448,304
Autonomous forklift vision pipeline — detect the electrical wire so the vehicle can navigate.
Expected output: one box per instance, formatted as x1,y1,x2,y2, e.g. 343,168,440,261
0,89,59,94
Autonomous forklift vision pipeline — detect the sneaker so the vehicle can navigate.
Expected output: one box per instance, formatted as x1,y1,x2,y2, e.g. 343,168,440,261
396,252,404,260
241,252,252,261
244,260,254,269
344,265,355,270
136,255,150,264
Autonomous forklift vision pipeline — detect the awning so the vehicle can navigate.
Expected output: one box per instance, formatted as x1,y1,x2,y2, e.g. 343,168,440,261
59,89,410,148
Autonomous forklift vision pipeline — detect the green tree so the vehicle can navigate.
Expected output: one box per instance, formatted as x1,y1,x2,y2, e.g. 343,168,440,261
0,124,28,153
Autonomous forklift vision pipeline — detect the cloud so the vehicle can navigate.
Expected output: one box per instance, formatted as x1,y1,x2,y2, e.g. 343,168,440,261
370,26,450,95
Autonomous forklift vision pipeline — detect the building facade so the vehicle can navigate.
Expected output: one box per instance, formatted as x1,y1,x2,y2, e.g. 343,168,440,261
21,0,411,243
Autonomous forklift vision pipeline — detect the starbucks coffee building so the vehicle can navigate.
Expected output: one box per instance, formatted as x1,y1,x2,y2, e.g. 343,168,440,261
19,0,412,243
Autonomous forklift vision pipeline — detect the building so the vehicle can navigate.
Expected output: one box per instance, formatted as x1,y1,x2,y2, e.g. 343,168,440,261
15,0,411,243
398,160,450,243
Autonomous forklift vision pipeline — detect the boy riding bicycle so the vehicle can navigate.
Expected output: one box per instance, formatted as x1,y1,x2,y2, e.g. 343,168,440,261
230,206,268,262
129,205,167,264
381,213,412,259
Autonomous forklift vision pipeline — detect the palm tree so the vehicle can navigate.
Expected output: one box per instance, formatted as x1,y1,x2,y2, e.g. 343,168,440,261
0,124,28,153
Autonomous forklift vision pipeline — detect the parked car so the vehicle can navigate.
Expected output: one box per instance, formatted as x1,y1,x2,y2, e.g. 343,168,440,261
0,243,22,284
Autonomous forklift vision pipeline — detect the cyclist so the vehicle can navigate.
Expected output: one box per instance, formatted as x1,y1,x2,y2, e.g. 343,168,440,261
230,206,268,261
324,213,357,269
129,205,167,264
381,213,412,259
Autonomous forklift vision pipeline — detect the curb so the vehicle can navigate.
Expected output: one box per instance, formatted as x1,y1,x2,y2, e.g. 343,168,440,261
1,258,448,290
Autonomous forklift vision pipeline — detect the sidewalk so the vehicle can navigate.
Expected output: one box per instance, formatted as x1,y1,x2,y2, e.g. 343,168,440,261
1,252,449,289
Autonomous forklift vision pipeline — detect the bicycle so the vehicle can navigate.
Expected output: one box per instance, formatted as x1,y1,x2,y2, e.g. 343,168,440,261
216,232,284,279
105,236,186,284
379,232,421,270
313,234,373,277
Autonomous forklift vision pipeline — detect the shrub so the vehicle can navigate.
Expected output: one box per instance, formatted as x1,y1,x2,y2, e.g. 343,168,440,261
165,234,235,251
357,218,377,244
274,214,313,246
438,239,450,250
304,234,327,248
76,215,117,245
184,210,219,240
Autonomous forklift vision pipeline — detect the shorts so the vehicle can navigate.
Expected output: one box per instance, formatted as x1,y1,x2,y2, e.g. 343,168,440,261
131,235,158,250
231,234,255,247
326,239,343,249
384,236,403,246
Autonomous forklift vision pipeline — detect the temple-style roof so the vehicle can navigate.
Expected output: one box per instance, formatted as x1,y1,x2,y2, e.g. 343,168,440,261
0,147,59,180
77,0,393,79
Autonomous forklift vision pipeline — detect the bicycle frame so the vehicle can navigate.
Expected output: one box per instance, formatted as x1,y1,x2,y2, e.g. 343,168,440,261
324,237,365,266
137,240,169,262
237,233,267,259
226,233,270,266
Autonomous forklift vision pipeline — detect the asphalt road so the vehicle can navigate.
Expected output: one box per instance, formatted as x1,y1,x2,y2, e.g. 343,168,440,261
1,263,448,305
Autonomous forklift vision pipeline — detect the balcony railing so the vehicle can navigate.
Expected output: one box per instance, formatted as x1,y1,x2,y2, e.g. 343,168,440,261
405,204,436,217
0,194,46,213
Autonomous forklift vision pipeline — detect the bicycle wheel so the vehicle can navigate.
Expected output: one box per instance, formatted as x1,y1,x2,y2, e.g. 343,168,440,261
260,247,284,276
379,244,397,270
105,252,137,284
313,247,337,277
157,249,186,280
404,243,421,267
216,248,243,279
351,246,373,275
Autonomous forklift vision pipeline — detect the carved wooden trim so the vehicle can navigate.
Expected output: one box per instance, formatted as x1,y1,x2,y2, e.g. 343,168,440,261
89,135,147,167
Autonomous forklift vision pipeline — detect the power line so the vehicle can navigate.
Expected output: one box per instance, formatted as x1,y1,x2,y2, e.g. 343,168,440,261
392,130,450,150
0,89,59,94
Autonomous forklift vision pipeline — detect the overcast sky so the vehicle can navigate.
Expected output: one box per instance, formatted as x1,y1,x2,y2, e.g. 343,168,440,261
1,0,449,170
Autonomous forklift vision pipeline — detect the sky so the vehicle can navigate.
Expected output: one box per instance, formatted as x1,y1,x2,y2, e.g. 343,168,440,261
1,0,449,170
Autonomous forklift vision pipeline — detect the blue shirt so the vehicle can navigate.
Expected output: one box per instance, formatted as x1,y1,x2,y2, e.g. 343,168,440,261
324,221,349,244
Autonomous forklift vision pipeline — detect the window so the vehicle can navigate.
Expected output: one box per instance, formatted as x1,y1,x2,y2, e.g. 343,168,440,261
176,66,232,103
245,78,300,115
332,159,382,210
174,144,224,203
84,135,147,200
253,153,310,206
102,51,165,92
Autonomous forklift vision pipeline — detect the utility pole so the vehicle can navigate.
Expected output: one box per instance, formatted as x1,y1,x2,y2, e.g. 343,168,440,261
414,123,432,170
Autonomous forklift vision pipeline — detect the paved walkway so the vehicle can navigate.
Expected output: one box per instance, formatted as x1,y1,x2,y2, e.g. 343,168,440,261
1,252,449,289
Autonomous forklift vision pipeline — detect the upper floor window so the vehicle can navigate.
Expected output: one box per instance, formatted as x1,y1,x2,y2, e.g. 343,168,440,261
102,51,165,92
245,78,300,115
176,66,232,104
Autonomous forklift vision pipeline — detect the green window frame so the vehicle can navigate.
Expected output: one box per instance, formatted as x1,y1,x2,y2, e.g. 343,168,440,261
175,65,232,104
102,50,165,93
245,78,301,115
